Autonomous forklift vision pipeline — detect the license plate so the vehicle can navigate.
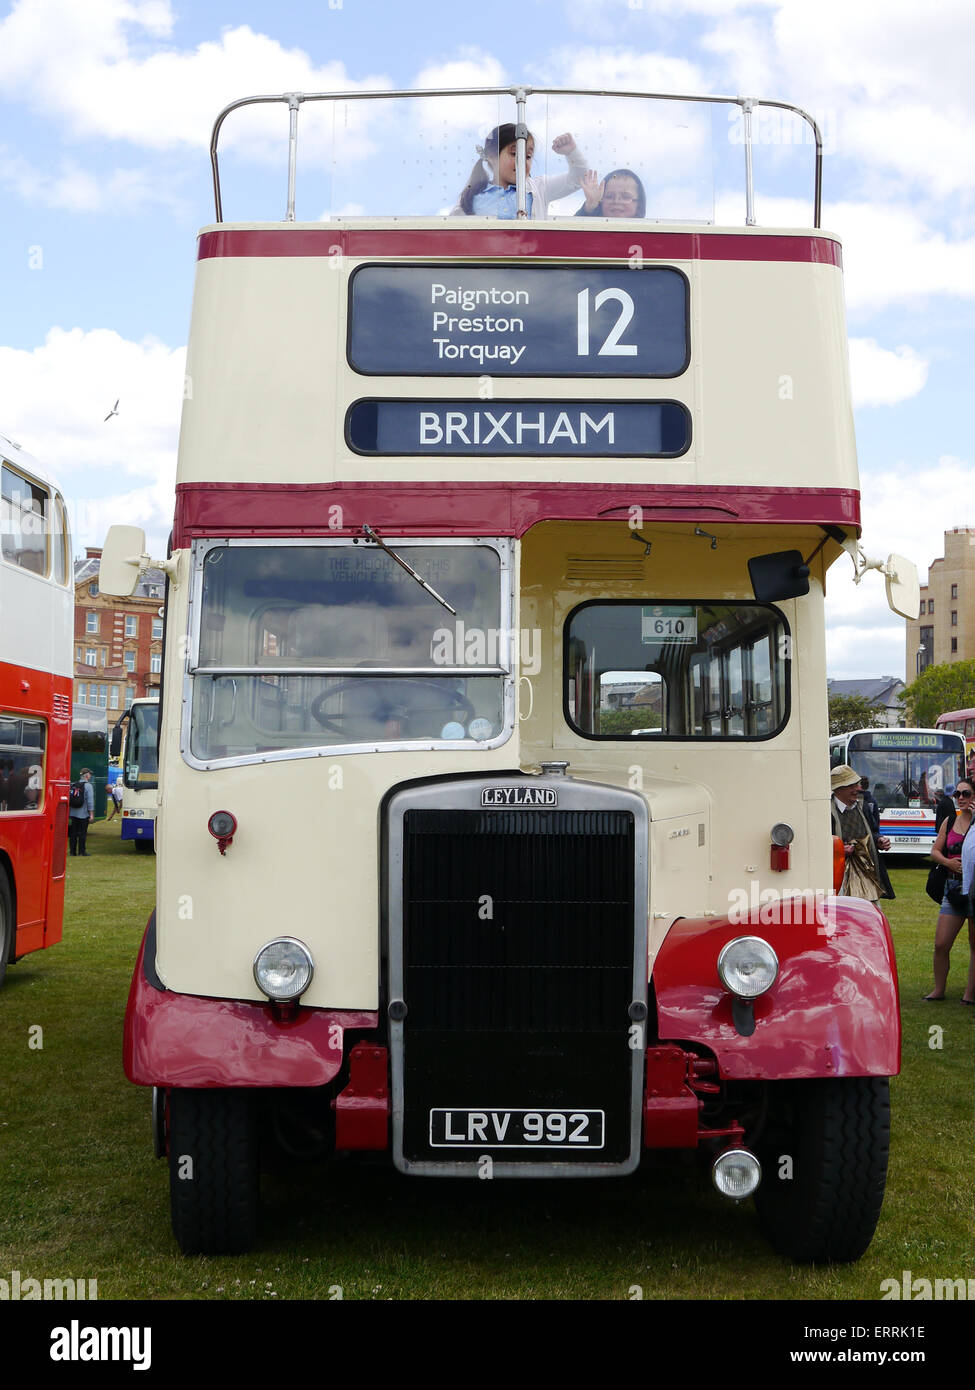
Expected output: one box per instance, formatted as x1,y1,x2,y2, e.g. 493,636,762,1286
429,1108,605,1149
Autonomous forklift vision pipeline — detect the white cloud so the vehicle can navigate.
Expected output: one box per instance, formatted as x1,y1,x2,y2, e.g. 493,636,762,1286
411,53,509,133
826,454,975,678
67,478,176,563
0,147,182,212
712,193,975,313
0,0,389,153
857,455,975,582
836,205,975,315
564,0,779,39
703,0,975,196
0,326,184,554
848,338,928,408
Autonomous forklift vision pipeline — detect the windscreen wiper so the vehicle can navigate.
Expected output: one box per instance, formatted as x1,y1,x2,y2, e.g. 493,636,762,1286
361,524,457,616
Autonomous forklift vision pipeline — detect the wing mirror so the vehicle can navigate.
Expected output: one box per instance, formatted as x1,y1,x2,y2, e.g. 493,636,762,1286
748,550,811,602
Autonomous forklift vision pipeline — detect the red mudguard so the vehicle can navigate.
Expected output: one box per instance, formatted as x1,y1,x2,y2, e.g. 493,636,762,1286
123,918,378,1088
652,895,900,1079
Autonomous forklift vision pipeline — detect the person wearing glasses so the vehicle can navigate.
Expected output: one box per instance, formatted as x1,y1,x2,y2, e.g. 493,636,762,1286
924,778,975,1003
576,168,647,218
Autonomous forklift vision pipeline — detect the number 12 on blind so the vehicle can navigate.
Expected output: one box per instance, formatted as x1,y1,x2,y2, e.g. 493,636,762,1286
577,288,638,357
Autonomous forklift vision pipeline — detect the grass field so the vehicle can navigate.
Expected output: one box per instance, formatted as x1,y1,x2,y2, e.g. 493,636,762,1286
1,821,972,1301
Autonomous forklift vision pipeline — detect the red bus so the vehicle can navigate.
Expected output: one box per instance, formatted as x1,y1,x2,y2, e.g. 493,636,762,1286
0,433,73,986
935,709,975,780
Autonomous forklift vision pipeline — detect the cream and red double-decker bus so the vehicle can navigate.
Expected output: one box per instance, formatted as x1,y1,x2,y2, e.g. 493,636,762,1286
101,86,919,1259
0,433,73,986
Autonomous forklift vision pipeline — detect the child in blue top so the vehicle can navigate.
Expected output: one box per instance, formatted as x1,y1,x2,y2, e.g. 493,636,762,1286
453,123,588,219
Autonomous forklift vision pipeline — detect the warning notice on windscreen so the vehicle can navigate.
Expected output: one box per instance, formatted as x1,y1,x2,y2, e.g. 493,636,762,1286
347,264,688,377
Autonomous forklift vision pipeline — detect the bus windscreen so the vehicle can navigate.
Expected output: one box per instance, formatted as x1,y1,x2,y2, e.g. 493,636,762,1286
847,732,962,808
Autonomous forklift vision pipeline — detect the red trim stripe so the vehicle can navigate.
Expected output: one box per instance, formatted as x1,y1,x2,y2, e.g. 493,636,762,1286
173,481,860,545
198,227,842,267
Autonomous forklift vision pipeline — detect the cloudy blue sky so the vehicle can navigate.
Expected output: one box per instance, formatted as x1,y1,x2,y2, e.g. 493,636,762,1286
1,0,972,681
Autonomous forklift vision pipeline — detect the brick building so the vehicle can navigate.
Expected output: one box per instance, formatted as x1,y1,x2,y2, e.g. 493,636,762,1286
73,547,165,715
906,528,975,677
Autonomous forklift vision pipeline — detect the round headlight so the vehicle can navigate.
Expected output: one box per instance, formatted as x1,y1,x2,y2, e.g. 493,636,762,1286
253,937,314,1002
770,822,795,847
717,936,779,999
712,1148,761,1199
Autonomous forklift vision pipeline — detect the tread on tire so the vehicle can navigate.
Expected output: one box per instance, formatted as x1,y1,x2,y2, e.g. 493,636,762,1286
168,1088,259,1255
754,1076,890,1263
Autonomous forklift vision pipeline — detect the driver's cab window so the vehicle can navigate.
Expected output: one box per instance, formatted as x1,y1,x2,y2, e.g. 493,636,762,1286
565,600,788,740
189,541,510,761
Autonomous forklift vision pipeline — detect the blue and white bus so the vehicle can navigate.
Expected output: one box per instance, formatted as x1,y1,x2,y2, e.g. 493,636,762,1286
829,727,965,854
110,697,158,852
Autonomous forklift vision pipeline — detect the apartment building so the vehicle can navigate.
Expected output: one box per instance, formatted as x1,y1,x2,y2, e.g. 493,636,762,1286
905,528,975,675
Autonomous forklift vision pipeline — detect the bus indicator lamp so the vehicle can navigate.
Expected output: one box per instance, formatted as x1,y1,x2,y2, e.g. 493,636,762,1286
208,810,237,854
770,821,794,871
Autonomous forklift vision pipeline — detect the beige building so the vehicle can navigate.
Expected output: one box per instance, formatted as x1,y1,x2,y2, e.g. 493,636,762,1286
906,528,975,677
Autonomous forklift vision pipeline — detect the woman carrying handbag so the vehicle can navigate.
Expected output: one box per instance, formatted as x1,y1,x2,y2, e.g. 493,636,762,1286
923,778,975,1002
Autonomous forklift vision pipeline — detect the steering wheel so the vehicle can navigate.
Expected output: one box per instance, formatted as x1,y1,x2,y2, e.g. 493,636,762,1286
309,678,476,736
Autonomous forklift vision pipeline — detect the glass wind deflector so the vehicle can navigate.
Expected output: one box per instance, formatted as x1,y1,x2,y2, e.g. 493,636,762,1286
209,85,823,230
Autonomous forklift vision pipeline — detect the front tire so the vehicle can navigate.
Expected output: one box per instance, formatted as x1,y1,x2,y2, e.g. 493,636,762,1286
754,1077,890,1263
167,1089,259,1255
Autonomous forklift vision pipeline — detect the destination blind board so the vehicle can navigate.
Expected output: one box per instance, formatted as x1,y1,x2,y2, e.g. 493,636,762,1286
345,399,690,457
849,732,956,753
347,264,689,377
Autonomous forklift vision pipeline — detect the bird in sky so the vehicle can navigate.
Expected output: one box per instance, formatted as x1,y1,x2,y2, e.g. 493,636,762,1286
104,400,119,421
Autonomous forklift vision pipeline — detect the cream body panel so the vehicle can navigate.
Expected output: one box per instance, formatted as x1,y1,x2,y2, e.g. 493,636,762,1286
165,217,852,1002
692,259,857,488
1,436,73,678
1,564,73,679
156,743,526,1008
155,545,525,1008
518,520,833,938
176,223,854,494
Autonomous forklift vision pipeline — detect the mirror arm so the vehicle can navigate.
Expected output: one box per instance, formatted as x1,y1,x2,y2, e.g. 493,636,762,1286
127,552,180,584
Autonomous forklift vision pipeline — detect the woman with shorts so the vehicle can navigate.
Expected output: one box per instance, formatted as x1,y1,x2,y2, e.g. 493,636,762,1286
924,778,975,1002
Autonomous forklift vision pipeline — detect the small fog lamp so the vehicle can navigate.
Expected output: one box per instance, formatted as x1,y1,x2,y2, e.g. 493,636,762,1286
208,810,237,854
717,936,779,999
770,821,794,870
712,1148,761,1200
253,938,314,1003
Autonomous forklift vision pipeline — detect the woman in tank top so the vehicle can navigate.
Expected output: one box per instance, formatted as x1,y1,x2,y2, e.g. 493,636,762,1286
924,778,975,1002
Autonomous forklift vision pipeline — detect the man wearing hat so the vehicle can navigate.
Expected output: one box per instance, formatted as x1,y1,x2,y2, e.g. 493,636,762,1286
831,764,894,901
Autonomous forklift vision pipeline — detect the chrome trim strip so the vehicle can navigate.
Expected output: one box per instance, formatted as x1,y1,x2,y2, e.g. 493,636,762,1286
190,665,509,678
